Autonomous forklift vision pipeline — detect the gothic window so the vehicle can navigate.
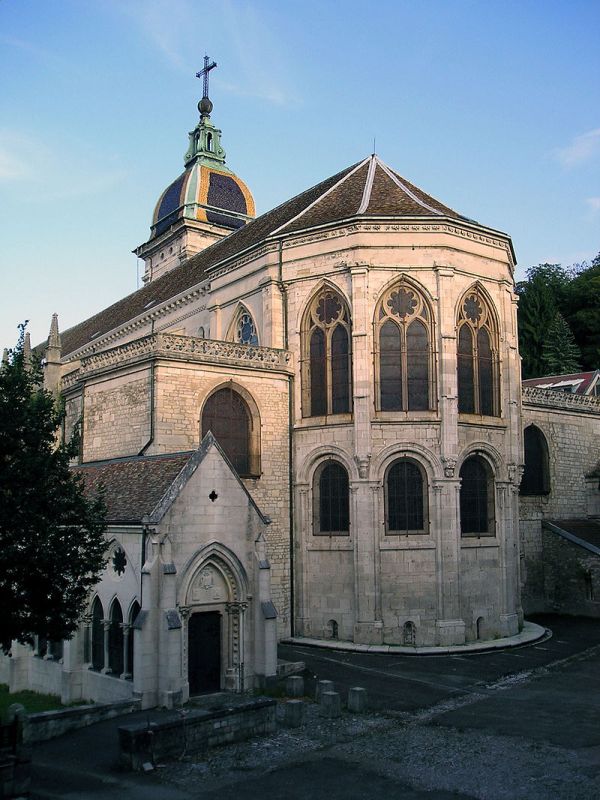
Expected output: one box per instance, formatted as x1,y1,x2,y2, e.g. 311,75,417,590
302,288,352,417
201,386,260,477
386,459,427,534
128,601,140,680
314,461,350,535
457,289,499,416
108,599,124,676
91,596,104,671
234,308,259,345
460,455,495,536
375,281,434,412
520,425,550,496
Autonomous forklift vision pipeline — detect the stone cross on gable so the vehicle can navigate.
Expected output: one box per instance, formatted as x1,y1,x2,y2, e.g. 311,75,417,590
196,55,217,99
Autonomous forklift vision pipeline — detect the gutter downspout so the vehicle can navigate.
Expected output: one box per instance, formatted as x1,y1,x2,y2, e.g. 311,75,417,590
138,360,155,456
278,239,295,636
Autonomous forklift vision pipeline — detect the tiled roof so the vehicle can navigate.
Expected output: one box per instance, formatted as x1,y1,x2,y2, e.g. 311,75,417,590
73,452,193,524
522,371,600,395
544,519,600,554
56,155,472,358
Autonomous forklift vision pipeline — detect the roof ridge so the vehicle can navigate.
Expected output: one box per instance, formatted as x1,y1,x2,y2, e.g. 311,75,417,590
357,155,377,214
271,157,370,236
376,158,444,216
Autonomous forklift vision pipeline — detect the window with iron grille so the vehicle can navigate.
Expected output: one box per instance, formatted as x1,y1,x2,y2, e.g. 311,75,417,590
302,289,352,417
460,455,494,536
520,425,550,495
375,281,435,412
202,387,259,477
457,289,499,416
315,461,350,535
386,459,427,534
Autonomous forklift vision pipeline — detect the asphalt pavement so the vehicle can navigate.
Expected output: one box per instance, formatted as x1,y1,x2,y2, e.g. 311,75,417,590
30,614,600,799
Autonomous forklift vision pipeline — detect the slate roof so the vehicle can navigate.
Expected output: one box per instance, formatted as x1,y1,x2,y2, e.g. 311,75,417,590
544,519,600,555
74,451,193,524
56,155,478,359
522,371,600,396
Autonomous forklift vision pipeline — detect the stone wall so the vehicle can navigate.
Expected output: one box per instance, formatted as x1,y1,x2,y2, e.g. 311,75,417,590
541,527,600,617
26,699,140,743
118,698,276,770
520,390,600,612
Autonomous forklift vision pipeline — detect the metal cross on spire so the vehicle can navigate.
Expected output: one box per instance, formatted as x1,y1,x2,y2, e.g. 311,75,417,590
196,55,217,99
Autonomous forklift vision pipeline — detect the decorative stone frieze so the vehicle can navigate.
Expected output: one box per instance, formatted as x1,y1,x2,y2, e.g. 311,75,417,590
77,333,292,379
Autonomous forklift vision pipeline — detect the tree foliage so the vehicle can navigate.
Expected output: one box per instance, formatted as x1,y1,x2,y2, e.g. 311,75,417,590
542,312,582,375
0,325,106,653
517,253,599,377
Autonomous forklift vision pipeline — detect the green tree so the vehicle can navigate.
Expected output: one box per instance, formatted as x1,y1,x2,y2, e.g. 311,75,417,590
517,264,568,378
541,312,582,375
0,325,106,653
563,252,600,370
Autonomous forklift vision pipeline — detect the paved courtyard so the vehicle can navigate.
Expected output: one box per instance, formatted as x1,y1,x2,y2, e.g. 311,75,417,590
31,615,600,799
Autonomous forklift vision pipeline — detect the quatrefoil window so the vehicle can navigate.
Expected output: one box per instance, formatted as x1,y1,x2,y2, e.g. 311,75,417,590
387,288,417,318
464,295,483,324
112,548,127,576
315,294,343,325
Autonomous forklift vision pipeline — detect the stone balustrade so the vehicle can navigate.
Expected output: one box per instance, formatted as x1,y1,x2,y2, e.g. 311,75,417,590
60,333,292,390
523,386,600,413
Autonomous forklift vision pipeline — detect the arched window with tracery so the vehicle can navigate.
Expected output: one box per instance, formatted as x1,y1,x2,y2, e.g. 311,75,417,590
386,458,428,534
314,461,350,535
302,288,352,417
520,425,550,496
91,596,104,671
375,281,434,411
232,306,259,345
108,599,124,676
460,455,495,536
457,289,499,416
202,386,260,477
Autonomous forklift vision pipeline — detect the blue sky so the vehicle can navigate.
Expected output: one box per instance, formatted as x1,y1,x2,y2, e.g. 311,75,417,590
1,0,599,350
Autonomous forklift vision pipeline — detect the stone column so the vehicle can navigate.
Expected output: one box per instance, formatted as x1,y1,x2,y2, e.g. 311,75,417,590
433,474,465,645
433,266,465,645
121,623,132,680
178,605,190,703
353,483,383,644
294,485,311,636
350,265,371,468
101,620,110,674
496,481,520,636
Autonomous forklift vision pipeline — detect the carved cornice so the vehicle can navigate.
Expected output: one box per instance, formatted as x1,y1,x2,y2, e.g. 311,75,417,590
522,386,600,414
73,333,292,381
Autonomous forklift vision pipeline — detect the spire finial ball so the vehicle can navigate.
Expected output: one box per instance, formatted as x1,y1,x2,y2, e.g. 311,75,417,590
199,96,213,115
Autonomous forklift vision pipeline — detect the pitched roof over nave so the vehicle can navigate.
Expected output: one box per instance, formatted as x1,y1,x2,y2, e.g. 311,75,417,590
54,133,511,360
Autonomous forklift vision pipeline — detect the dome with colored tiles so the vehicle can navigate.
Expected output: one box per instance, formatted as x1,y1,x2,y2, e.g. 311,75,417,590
151,93,255,239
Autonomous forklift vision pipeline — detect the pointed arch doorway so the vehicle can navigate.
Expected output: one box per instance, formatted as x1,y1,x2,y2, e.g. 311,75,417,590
188,611,221,694
182,549,249,696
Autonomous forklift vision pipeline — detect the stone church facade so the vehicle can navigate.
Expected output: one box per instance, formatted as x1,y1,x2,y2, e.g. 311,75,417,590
2,80,598,707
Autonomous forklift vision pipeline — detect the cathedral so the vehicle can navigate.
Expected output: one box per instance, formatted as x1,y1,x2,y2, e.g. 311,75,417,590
3,70,599,709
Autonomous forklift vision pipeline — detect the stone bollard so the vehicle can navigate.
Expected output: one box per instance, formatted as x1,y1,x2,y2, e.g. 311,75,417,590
315,679,334,703
283,700,304,728
321,691,341,718
286,675,304,697
347,687,368,713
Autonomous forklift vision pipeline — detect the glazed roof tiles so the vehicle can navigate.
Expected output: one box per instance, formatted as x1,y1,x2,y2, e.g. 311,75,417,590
522,371,600,395
74,451,193,524
57,155,483,358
